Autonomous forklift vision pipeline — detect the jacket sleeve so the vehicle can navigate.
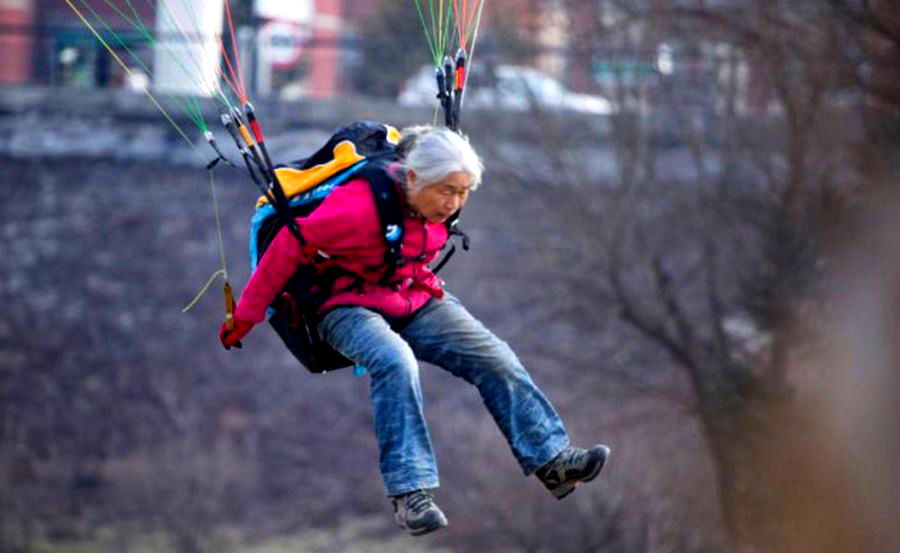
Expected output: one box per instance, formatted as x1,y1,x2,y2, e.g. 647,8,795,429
233,223,308,323
233,179,378,323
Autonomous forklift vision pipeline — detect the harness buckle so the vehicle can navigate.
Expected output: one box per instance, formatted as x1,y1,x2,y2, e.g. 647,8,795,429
385,224,403,244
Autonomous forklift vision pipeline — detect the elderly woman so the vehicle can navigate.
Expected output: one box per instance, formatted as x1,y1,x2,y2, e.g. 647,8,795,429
219,126,610,536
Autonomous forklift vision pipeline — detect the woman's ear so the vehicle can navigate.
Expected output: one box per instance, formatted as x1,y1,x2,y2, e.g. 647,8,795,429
406,169,417,189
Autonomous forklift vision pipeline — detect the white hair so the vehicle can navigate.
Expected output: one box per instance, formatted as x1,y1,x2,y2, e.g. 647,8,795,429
399,126,483,192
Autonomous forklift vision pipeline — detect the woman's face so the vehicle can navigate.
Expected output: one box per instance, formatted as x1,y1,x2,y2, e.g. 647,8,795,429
407,170,472,224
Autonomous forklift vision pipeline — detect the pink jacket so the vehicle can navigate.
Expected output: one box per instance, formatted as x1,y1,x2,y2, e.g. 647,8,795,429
234,177,448,323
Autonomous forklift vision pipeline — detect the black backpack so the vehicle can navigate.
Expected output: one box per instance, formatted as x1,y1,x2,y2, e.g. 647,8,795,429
248,121,465,373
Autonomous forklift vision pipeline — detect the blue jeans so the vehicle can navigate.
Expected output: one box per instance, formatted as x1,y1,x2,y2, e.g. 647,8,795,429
318,293,570,496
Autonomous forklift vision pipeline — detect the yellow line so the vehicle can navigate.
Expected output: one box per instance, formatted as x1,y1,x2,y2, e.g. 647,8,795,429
182,269,225,313
63,0,207,165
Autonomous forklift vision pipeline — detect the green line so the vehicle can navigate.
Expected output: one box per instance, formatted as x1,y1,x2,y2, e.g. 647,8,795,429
64,0,208,164
437,0,454,60
414,0,440,64
209,169,228,280
88,0,210,126
178,0,231,106
70,0,232,298
115,0,230,123
429,0,439,54
430,0,438,55
121,0,224,109
413,0,434,62
125,0,231,298
181,170,232,313
152,0,237,111
133,0,216,94
442,0,454,57
78,0,208,130
187,97,207,132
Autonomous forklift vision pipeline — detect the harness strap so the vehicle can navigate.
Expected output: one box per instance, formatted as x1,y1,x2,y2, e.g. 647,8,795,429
433,212,470,275
278,292,302,329
432,243,456,274
367,168,406,286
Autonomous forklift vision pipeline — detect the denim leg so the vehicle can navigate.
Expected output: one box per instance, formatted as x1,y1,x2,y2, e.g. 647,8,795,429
318,307,439,496
399,294,570,474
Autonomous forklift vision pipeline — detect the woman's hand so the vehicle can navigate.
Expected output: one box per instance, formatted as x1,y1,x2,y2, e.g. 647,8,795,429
218,317,254,350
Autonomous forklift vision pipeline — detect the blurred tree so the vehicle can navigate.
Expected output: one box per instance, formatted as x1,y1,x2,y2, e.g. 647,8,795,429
355,0,431,98
827,0,900,110
482,0,899,549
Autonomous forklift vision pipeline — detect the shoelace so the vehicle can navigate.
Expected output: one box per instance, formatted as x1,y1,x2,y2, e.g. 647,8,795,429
405,491,434,514
554,448,586,470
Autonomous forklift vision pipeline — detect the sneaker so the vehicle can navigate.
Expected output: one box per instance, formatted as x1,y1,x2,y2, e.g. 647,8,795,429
390,489,449,536
535,444,610,500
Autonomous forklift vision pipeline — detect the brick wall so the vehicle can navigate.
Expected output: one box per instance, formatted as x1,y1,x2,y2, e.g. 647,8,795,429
307,0,342,98
0,0,34,84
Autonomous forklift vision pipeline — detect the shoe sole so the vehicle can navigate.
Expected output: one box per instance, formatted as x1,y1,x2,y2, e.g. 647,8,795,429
409,512,449,536
552,445,610,500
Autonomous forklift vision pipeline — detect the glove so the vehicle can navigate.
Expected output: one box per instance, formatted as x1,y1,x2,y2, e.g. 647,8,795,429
219,317,254,350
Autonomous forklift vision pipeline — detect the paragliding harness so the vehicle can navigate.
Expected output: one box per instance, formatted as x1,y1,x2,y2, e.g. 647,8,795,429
248,121,467,373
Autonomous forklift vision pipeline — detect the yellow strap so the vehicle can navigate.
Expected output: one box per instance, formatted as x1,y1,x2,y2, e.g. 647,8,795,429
256,140,365,207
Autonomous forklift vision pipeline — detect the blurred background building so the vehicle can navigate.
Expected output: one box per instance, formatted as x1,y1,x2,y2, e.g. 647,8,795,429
0,0,765,117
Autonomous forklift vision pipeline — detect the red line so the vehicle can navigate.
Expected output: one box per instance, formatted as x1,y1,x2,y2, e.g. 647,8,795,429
217,33,244,102
222,0,247,103
452,0,466,50
216,33,241,97
219,69,242,101
219,67,242,101
466,0,480,40
462,0,469,48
